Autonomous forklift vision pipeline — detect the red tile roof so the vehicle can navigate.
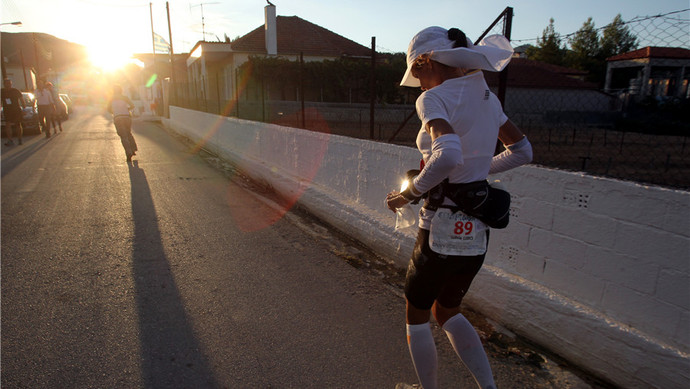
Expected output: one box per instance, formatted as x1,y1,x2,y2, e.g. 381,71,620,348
231,16,372,58
484,58,598,90
607,46,690,61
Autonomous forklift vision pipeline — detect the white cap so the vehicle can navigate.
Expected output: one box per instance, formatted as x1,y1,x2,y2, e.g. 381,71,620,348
400,26,514,87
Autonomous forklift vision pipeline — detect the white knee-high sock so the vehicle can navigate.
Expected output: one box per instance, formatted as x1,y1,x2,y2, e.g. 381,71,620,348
442,313,496,389
406,323,438,389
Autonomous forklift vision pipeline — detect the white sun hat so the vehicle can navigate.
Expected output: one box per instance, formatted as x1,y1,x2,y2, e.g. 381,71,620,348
400,26,514,87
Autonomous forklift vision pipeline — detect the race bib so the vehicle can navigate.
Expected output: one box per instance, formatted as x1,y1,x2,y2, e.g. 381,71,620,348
429,208,488,256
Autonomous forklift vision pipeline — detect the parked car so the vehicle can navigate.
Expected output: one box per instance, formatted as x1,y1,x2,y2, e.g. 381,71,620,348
56,94,69,121
59,93,73,110
21,92,41,134
1,92,41,136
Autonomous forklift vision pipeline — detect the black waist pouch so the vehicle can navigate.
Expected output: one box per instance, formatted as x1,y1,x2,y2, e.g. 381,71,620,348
425,180,511,229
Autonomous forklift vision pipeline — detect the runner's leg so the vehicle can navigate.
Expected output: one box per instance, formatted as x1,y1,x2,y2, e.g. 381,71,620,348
16,121,23,144
441,309,496,389
4,119,14,144
406,302,438,389
114,117,134,158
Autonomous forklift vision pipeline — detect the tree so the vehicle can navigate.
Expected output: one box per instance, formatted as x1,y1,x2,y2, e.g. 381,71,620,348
569,17,599,61
599,14,638,59
526,18,566,65
566,17,605,84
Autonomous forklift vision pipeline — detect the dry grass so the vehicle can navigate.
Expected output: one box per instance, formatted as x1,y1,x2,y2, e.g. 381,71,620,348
525,125,690,190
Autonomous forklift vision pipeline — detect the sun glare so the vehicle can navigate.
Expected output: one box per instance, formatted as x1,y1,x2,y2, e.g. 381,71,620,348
88,45,136,73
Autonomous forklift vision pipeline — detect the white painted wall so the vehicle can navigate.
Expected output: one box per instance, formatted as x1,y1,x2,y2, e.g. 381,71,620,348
164,106,690,389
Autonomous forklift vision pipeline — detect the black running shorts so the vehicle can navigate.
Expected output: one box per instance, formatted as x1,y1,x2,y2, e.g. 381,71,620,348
404,228,487,310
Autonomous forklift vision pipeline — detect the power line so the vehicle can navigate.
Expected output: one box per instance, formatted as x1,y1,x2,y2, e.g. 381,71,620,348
511,8,690,44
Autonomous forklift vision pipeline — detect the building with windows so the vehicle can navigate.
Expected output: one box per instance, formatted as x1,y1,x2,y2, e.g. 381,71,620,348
184,3,372,112
605,46,690,101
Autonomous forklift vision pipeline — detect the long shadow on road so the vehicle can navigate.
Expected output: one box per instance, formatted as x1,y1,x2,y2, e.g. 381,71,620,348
128,161,220,388
1,136,54,178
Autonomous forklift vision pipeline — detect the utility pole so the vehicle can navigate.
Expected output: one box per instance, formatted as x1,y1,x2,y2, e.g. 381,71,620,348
32,33,40,81
150,2,157,63
19,49,28,89
167,1,177,104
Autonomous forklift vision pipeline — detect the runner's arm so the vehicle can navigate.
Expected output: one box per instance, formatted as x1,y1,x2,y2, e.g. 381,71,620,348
409,119,462,196
490,120,533,174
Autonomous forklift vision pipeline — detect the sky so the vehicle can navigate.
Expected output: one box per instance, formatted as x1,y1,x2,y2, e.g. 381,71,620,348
1,0,689,70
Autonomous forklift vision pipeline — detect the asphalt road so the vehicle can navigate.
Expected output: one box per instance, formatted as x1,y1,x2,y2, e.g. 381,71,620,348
1,107,608,388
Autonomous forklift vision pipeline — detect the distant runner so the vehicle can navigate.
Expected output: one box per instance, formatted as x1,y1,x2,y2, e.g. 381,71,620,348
107,85,138,163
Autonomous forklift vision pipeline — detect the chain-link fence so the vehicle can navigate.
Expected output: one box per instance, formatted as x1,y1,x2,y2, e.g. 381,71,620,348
501,9,690,190
173,87,419,141
171,8,690,190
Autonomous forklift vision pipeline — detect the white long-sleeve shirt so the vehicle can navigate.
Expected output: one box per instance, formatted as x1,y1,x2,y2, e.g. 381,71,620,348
35,88,54,106
413,71,507,229
109,95,134,117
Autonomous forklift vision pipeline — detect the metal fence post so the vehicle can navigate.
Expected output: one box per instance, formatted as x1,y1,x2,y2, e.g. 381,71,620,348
261,73,266,122
235,67,240,118
216,71,221,114
370,37,376,140
497,7,513,107
300,52,306,128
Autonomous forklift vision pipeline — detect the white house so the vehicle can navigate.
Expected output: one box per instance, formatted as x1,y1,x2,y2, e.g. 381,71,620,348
185,3,372,111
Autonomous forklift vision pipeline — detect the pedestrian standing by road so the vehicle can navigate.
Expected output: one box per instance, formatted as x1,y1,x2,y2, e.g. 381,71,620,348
107,85,138,162
45,82,63,133
35,80,56,138
386,26,533,389
2,78,25,145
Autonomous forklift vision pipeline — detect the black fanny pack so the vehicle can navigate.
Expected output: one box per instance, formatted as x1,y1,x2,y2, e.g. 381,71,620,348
423,179,511,229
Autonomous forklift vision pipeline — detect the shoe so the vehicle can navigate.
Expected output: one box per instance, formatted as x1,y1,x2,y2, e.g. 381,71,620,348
395,384,421,389
4,140,13,146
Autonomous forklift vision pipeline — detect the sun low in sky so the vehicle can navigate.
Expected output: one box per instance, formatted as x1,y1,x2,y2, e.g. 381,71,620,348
5,0,688,63
88,46,132,72
5,0,180,73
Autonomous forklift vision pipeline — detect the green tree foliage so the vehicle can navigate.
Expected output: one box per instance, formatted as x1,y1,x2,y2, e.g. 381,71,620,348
599,14,638,59
525,18,566,65
569,17,599,60
528,14,640,87
566,17,605,84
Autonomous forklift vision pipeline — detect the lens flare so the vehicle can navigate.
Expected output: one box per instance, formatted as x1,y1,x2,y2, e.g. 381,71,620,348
145,74,158,88
226,107,330,232
185,62,330,232
187,65,253,156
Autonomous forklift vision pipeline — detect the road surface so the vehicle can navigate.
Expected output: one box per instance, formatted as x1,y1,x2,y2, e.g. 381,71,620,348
1,107,611,388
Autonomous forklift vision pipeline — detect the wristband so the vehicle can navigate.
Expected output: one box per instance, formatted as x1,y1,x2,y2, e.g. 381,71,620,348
400,187,420,202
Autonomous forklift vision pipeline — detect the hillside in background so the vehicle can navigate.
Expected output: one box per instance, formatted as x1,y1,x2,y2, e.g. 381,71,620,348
1,32,88,77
